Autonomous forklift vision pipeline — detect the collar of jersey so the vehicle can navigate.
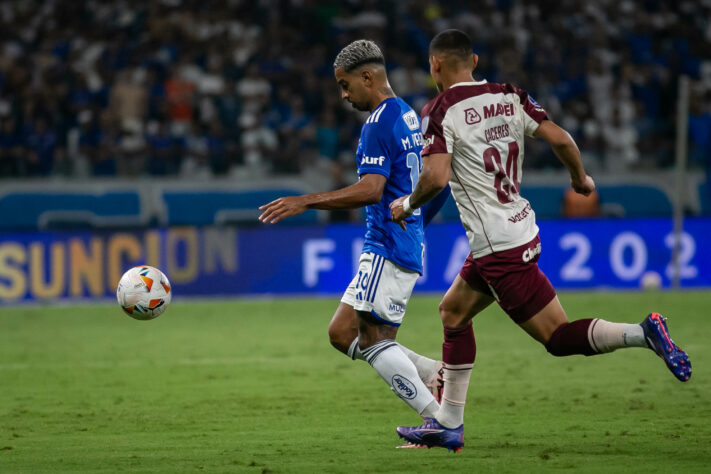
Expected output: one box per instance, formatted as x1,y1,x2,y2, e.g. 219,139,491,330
450,79,488,88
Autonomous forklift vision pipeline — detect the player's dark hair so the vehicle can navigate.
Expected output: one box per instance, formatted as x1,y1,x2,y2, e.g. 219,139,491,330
333,39,385,72
429,29,473,61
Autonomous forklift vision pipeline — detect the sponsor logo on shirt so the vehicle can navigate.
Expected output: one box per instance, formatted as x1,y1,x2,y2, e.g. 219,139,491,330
360,155,385,166
483,103,515,119
522,241,542,263
508,202,532,224
464,107,482,124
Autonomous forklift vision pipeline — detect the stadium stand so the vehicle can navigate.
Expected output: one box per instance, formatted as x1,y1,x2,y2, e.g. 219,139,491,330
0,0,709,222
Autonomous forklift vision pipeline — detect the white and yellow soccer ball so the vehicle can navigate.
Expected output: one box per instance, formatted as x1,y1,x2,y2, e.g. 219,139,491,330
116,265,172,320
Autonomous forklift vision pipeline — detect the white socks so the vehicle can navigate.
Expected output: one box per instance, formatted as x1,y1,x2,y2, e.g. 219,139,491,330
397,343,438,381
361,339,439,418
588,319,647,353
436,363,473,428
347,338,365,361
348,337,439,383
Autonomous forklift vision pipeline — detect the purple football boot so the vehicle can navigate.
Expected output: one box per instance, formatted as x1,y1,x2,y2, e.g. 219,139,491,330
396,418,464,452
641,312,691,382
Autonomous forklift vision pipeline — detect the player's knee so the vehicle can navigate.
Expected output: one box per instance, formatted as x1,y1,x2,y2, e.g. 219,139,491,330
327,322,351,353
439,300,468,328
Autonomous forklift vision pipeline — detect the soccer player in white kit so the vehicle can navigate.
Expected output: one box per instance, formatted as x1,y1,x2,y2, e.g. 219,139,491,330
390,30,691,451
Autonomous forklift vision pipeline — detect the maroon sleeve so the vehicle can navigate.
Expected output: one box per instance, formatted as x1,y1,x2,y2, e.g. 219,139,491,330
420,98,449,156
514,86,548,123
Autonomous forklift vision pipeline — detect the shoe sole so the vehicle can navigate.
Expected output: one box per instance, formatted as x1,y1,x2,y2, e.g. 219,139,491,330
395,442,429,449
396,433,463,452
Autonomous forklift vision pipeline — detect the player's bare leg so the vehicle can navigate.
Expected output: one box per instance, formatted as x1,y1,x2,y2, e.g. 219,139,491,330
354,310,440,418
328,302,443,393
355,309,398,346
438,276,495,328
518,296,569,344
520,296,691,381
327,303,359,355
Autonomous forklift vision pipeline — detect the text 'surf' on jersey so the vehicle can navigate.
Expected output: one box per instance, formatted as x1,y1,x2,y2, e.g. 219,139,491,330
355,97,425,274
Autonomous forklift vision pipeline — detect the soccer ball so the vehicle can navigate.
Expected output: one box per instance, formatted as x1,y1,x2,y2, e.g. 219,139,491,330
639,270,662,291
116,265,172,320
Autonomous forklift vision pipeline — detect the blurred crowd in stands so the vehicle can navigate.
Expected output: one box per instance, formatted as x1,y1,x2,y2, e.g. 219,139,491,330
0,0,709,182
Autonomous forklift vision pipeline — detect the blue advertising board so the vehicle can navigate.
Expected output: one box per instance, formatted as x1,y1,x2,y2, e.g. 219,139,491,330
0,218,709,304
238,218,711,293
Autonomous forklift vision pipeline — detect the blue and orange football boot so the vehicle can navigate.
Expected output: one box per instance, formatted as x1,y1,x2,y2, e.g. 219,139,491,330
641,312,691,382
396,418,464,452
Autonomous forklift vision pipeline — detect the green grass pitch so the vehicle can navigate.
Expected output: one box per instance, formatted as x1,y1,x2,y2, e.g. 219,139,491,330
1,291,710,473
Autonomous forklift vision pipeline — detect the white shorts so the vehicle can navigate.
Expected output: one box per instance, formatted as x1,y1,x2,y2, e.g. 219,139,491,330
341,253,419,327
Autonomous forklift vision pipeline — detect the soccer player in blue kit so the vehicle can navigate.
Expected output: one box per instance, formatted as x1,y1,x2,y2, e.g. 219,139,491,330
259,40,449,423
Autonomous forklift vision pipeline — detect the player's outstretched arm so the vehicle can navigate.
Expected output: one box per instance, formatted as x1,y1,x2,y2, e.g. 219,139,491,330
534,120,595,196
390,152,452,228
258,173,386,224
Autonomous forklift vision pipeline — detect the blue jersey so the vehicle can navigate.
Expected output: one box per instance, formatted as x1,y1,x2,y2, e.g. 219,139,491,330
356,97,425,273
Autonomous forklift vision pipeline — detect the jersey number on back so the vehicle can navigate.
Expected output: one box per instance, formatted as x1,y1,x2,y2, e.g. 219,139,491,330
483,142,520,204
406,152,422,216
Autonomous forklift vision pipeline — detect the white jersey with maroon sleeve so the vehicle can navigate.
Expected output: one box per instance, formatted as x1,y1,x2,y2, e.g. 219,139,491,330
420,80,548,258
